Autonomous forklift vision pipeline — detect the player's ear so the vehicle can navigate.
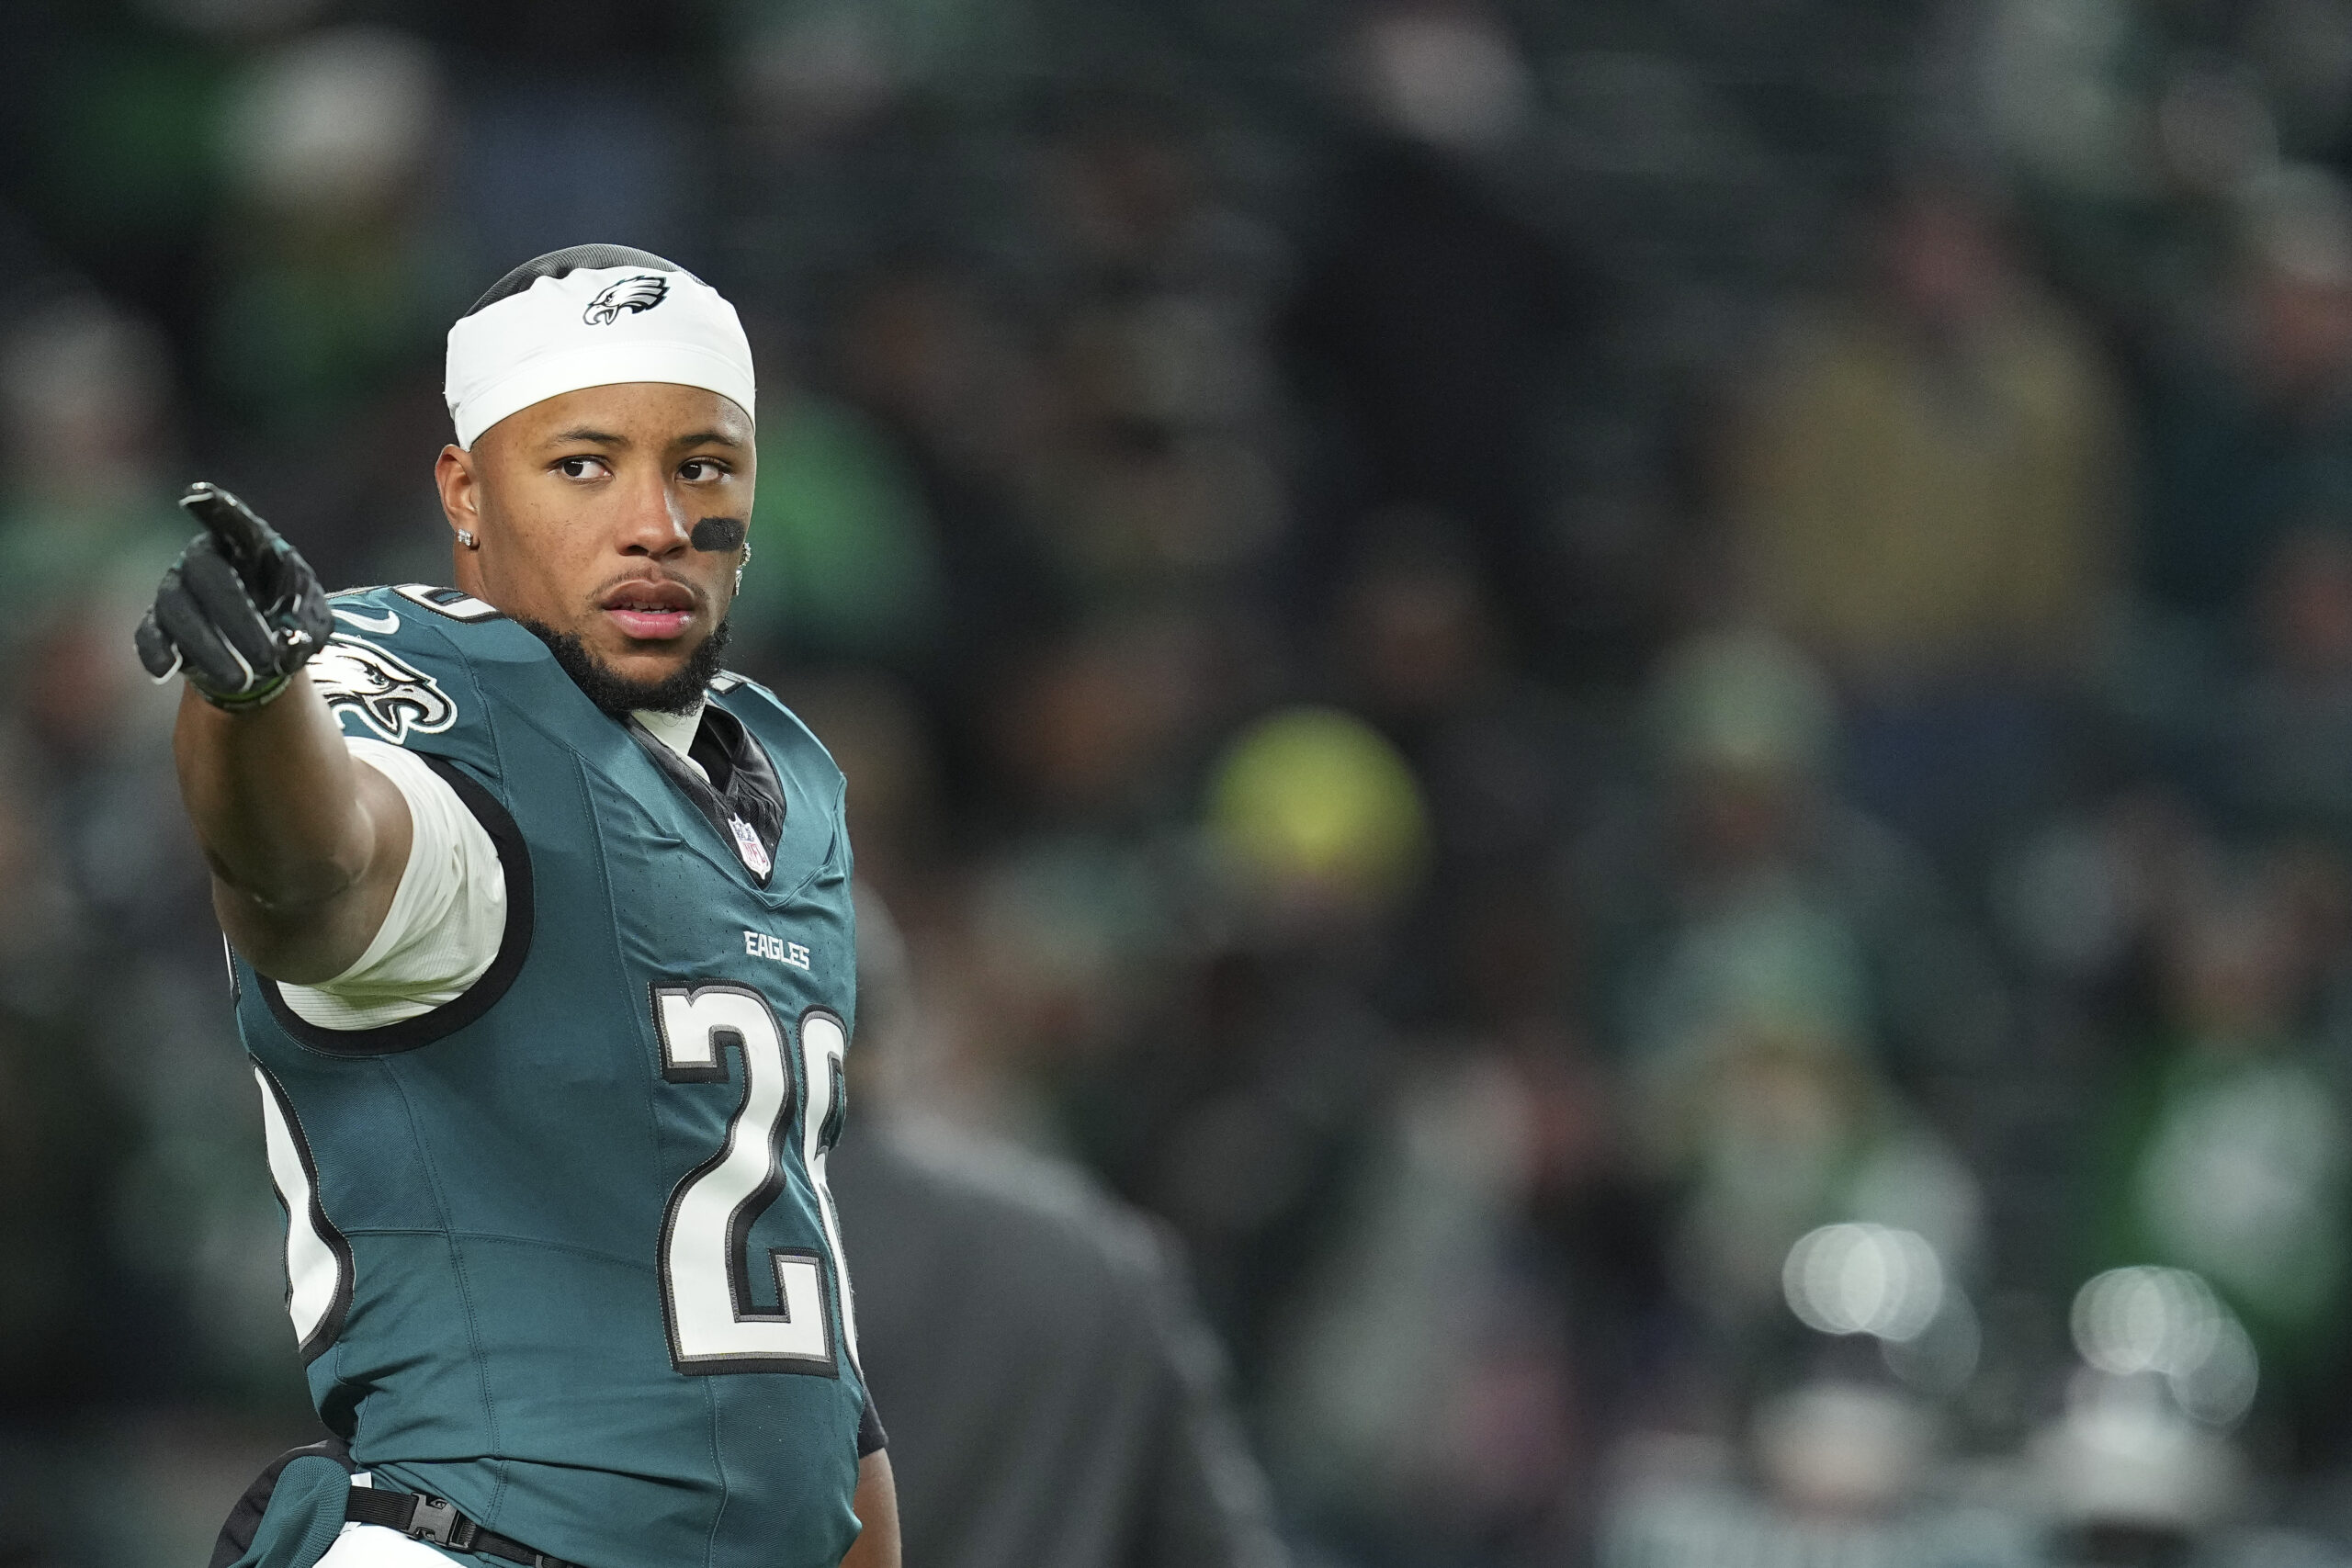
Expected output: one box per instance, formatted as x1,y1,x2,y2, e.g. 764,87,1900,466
435,444,481,539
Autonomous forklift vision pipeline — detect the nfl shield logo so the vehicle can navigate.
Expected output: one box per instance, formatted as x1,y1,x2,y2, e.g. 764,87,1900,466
729,816,771,877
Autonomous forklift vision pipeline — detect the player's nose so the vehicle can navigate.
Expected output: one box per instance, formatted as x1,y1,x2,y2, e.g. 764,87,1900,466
615,471,691,558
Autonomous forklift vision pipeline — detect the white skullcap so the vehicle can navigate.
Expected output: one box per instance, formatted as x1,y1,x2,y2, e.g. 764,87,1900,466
444,245,755,449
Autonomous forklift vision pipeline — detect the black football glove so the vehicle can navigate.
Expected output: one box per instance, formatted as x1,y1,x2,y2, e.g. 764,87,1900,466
134,483,334,711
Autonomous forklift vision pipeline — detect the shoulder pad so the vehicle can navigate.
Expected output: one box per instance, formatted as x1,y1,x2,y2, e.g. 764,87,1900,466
316,588,500,773
390,583,503,622
712,676,845,793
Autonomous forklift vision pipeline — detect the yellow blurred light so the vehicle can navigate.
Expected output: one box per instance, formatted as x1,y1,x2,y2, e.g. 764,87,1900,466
1205,706,1429,902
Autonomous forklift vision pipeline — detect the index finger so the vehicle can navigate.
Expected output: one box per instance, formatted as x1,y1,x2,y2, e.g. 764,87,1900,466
179,482,276,565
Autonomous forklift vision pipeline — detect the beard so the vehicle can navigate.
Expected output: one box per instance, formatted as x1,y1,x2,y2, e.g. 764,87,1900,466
518,615,731,720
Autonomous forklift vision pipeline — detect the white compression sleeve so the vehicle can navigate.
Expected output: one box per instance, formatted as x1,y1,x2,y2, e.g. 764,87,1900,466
277,739,508,1031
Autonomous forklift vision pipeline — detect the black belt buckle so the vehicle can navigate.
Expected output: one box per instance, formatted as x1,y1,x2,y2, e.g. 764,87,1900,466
405,1495,477,1551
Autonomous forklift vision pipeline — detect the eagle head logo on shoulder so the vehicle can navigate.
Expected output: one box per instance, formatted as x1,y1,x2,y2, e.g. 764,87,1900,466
582,273,672,326
309,636,458,742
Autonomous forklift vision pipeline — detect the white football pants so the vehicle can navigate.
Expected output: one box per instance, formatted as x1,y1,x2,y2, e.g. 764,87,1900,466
314,1524,458,1565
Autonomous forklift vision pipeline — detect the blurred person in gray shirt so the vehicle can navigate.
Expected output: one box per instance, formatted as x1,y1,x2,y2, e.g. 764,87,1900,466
832,890,1288,1568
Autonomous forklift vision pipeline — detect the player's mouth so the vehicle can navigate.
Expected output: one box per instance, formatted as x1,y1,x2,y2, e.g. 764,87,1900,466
600,579,699,641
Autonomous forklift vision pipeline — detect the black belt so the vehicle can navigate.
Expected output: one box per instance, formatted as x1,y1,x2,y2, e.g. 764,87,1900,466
345,1485,578,1568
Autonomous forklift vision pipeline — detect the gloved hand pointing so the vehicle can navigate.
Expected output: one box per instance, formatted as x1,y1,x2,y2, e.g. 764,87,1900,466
134,483,334,711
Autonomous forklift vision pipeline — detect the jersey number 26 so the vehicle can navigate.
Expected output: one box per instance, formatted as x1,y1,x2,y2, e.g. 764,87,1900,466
653,985,858,1376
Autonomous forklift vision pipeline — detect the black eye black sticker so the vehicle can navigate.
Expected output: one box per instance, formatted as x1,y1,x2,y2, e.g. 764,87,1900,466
692,516,747,552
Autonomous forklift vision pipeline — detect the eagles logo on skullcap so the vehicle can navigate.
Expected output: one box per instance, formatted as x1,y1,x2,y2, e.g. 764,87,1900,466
582,273,672,326
446,245,753,447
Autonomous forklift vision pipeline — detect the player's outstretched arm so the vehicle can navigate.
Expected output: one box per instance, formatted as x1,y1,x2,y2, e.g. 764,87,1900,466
139,484,413,984
841,1451,900,1568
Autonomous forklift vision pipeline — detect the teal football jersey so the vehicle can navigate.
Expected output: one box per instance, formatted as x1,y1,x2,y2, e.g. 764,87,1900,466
234,584,868,1568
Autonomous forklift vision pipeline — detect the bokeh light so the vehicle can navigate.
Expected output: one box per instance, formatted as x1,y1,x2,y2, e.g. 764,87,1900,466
1782,1223,1946,1343
2071,1266,2261,1428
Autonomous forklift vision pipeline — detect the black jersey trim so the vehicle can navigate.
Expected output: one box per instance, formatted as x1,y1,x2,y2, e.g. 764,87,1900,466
260,755,535,1057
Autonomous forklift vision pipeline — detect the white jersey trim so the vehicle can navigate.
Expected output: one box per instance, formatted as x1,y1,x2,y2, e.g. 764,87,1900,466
278,739,507,1031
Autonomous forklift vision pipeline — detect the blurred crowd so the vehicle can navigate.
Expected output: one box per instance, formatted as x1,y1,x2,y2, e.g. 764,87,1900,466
25,0,2352,1564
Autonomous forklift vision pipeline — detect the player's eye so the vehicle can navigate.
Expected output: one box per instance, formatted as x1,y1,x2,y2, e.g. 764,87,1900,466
679,458,728,483
555,456,610,480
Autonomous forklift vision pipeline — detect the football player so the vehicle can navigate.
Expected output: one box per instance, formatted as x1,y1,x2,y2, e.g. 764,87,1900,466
138,246,897,1568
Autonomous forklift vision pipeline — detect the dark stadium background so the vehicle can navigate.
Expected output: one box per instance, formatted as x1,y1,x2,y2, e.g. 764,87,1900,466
14,0,2352,1562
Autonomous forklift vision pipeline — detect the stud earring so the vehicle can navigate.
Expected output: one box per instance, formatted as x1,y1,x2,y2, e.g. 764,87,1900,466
456,529,479,549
